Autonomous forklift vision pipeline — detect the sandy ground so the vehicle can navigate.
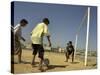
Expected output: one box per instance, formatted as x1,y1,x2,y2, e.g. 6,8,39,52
12,49,97,74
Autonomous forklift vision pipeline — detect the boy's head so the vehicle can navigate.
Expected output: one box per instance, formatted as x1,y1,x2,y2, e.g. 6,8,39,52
20,19,28,27
69,41,72,45
43,18,50,25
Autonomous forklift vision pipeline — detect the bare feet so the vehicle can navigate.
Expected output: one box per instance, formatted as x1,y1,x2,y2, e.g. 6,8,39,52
31,62,35,67
38,67,45,72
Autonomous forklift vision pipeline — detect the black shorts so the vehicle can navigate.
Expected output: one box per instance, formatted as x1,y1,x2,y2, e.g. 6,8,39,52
32,44,44,59
68,50,73,55
66,50,74,56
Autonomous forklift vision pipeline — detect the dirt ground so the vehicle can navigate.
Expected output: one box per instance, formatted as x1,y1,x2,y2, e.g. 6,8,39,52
12,49,97,74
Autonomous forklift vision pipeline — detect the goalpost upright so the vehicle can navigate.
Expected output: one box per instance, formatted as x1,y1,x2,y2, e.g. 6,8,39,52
74,7,88,59
74,7,91,66
74,34,78,58
84,7,90,66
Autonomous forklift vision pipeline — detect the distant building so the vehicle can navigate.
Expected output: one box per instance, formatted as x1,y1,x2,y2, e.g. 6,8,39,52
58,47,62,52
44,46,51,51
58,47,65,52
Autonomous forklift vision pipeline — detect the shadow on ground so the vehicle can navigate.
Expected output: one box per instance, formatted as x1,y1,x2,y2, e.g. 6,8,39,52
47,64,68,70
12,61,39,65
70,62,80,64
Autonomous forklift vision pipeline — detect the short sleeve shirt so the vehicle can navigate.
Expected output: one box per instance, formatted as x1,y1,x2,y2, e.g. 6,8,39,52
14,24,22,39
31,22,50,44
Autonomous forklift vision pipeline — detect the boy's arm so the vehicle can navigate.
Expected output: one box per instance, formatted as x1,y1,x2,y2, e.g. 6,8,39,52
47,35,51,47
21,36,25,41
43,24,51,46
72,46,75,51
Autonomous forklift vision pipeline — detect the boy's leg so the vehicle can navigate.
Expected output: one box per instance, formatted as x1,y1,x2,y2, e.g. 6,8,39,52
38,45,44,71
14,35,22,63
32,55,36,65
18,50,22,63
18,47,22,63
39,57,44,70
31,44,37,65
72,51,74,62
17,40,22,63
65,52,68,62
67,52,69,62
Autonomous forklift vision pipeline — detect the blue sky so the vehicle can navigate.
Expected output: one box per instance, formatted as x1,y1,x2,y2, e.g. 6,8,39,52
12,1,97,51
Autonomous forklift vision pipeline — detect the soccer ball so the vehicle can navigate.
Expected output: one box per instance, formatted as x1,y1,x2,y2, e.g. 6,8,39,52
43,58,50,67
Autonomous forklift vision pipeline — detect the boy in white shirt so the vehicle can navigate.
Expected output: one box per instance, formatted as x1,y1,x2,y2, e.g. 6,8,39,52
13,19,28,63
31,18,51,71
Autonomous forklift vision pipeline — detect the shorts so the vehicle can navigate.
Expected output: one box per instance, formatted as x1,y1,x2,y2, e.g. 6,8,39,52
32,44,44,59
13,34,22,55
66,50,74,56
68,50,73,55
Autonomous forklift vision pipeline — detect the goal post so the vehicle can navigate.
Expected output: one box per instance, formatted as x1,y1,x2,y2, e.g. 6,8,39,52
74,34,78,59
74,7,88,59
74,7,91,66
84,7,91,66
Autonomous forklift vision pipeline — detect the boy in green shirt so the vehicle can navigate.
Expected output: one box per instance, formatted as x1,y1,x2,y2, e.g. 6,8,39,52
31,18,51,71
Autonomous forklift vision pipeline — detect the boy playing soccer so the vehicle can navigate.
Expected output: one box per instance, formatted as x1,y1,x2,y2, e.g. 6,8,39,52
31,18,51,71
65,41,75,62
13,19,28,63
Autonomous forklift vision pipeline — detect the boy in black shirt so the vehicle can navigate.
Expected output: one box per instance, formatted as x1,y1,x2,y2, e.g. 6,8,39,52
65,41,74,62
